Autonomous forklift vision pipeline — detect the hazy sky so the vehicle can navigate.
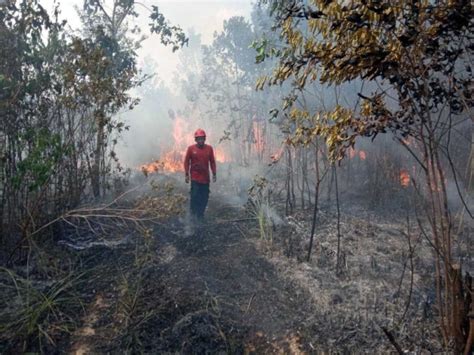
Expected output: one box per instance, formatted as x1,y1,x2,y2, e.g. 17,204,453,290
37,0,255,167
40,0,253,86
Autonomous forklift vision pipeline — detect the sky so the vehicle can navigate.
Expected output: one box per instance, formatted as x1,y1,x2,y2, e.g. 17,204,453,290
40,0,253,86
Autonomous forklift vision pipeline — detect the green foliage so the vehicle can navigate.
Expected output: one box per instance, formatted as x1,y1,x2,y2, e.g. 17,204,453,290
1,0,188,257
62,34,137,116
149,5,188,52
12,129,65,191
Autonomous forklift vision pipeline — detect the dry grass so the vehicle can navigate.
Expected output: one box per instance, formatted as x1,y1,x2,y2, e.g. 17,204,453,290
260,208,444,352
0,267,85,352
0,179,187,353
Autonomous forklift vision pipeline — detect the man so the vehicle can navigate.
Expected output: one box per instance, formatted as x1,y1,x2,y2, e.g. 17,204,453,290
184,129,216,220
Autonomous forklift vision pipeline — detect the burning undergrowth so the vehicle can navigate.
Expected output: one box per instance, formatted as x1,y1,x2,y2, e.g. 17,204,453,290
138,114,231,177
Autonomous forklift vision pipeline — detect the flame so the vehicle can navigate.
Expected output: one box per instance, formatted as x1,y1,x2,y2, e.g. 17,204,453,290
138,115,232,175
140,160,161,175
172,116,187,146
349,147,357,159
215,148,230,163
138,116,188,175
140,160,164,175
400,169,410,187
348,147,367,160
252,120,265,156
269,146,285,165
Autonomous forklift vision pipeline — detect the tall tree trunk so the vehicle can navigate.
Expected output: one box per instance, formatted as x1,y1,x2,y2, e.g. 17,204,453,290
92,110,105,198
307,145,322,261
334,164,342,274
469,125,474,192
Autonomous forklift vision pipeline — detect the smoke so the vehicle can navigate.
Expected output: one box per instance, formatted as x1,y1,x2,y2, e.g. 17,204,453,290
112,8,472,232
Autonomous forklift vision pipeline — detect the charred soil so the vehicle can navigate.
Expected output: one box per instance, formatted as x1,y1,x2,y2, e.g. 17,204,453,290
2,185,465,353
65,197,317,354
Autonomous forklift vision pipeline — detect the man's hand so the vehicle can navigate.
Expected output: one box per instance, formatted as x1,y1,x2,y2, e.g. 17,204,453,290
212,174,217,183
185,174,189,184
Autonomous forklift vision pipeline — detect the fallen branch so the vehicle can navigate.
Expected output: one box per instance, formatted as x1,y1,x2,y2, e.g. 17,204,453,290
30,187,187,254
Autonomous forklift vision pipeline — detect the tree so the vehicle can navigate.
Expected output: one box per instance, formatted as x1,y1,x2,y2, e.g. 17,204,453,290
75,0,187,197
0,0,187,260
257,0,473,352
201,16,280,165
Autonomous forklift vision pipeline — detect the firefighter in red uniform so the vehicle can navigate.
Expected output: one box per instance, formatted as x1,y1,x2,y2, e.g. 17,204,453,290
184,129,216,220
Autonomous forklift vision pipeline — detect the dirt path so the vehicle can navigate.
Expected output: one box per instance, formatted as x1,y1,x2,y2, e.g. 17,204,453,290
67,198,315,353
152,201,314,353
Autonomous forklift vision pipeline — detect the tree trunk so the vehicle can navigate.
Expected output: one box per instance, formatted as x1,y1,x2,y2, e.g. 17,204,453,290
334,164,342,274
469,126,474,192
307,146,322,261
91,111,105,198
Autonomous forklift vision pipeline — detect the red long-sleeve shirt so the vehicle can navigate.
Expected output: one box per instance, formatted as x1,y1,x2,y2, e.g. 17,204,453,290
184,144,216,184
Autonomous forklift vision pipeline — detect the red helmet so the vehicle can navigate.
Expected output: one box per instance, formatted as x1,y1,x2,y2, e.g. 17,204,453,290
194,129,206,138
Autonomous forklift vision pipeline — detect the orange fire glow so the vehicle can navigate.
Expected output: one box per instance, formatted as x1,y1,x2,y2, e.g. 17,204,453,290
269,146,285,165
252,120,265,156
215,148,229,163
138,116,231,175
348,147,367,160
349,147,356,159
400,169,410,187
140,160,165,175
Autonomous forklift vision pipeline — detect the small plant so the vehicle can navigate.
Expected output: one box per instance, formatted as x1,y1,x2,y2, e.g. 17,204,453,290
116,270,154,351
247,176,279,253
0,267,84,352
115,210,160,352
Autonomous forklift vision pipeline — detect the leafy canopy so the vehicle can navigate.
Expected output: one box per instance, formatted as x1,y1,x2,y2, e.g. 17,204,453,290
256,0,473,159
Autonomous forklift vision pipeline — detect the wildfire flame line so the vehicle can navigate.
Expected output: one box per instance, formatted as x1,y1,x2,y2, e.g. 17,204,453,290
400,169,410,187
139,116,230,175
348,147,367,160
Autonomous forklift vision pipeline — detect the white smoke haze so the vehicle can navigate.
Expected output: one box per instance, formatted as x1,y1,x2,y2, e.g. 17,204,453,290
98,0,472,234
4,3,473,354
112,16,286,208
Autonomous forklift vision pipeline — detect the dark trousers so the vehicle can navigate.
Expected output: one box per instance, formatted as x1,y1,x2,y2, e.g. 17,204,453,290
190,181,210,219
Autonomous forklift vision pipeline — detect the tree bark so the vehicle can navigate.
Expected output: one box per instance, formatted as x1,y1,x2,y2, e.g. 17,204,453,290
92,111,105,198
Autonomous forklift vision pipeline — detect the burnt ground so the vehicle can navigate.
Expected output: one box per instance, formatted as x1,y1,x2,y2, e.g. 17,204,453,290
64,190,467,354
67,198,317,354
3,181,470,353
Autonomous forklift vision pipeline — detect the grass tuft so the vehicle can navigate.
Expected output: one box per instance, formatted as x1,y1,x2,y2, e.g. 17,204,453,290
0,267,85,352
